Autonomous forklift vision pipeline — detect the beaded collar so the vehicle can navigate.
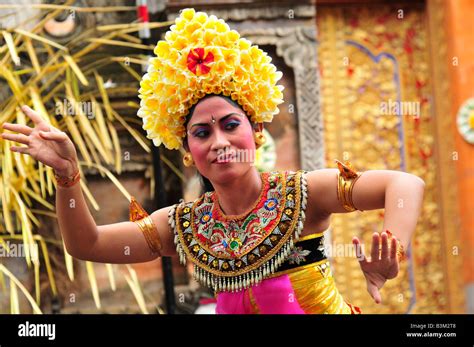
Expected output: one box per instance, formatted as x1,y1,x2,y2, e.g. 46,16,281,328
168,170,308,292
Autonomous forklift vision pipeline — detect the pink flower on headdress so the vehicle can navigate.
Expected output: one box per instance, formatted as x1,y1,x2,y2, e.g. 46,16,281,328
187,47,214,75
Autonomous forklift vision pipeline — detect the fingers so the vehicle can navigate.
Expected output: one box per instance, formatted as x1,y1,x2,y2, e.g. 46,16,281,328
390,236,398,260
380,232,389,260
367,280,382,304
2,122,33,136
10,146,30,154
370,232,380,261
20,105,45,126
1,132,30,145
39,130,68,143
352,237,367,265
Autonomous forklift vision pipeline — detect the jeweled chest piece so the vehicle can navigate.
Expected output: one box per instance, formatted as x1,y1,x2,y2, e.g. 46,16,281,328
228,238,242,251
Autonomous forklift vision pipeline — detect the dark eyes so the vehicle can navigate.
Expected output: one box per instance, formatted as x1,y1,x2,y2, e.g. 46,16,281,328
194,130,208,138
193,121,240,138
225,122,239,130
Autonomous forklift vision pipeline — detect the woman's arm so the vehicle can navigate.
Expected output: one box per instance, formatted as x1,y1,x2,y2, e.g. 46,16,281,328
305,168,425,248
56,180,175,263
2,106,175,263
374,171,425,249
305,167,425,303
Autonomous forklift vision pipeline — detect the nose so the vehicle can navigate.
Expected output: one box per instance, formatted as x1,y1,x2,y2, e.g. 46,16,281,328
210,128,231,152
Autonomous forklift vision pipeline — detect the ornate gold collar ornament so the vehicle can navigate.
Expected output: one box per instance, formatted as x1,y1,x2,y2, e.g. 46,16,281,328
168,170,308,292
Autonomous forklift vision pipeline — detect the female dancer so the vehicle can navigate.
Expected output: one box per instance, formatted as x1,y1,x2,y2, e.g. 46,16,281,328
1,9,424,313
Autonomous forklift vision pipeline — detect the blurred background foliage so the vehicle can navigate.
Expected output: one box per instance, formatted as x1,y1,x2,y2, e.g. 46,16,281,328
0,2,175,313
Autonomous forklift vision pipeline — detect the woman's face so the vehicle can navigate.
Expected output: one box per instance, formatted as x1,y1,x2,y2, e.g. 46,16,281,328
185,96,258,184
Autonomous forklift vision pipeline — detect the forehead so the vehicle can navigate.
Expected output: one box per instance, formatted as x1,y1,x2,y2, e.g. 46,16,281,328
189,96,241,122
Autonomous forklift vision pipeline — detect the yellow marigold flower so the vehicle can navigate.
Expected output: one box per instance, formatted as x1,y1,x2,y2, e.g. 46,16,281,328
138,8,284,150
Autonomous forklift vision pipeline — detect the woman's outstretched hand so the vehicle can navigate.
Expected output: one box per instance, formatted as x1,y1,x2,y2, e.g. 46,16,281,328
352,232,400,304
1,105,78,177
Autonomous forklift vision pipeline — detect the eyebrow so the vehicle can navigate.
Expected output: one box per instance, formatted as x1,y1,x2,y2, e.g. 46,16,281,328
189,113,244,129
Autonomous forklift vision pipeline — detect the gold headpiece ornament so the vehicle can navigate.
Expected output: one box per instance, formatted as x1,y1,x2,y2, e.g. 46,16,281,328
137,8,284,150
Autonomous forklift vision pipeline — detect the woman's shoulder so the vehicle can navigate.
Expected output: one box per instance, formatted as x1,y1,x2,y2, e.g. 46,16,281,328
262,169,309,179
263,169,309,187
170,191,213,213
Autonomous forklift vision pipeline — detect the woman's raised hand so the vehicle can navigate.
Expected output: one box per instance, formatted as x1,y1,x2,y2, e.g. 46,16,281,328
1,105,78,177
352,232,400,304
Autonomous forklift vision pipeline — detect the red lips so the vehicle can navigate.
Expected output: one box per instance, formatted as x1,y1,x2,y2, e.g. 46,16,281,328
212,154,235,164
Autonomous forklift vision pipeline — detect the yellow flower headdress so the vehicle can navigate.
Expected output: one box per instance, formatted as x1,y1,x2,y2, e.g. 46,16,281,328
137,8,284,150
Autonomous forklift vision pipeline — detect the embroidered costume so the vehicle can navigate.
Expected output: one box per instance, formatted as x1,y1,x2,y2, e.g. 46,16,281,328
134,8,363,314
168,170,361,314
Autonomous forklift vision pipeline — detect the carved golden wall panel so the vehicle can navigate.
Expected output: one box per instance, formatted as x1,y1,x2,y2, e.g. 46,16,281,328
318,4,463,313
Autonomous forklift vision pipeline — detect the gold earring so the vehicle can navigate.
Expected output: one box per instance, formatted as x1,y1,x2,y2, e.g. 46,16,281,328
183,152,194,167
254,131,266,147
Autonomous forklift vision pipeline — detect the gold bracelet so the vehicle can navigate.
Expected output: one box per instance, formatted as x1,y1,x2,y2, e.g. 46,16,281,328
335,159,363,212
129,196,162,254
54,170,80,188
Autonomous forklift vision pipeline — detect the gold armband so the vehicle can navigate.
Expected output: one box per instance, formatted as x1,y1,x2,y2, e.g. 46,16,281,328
335,159,363,212
129,196,162,254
